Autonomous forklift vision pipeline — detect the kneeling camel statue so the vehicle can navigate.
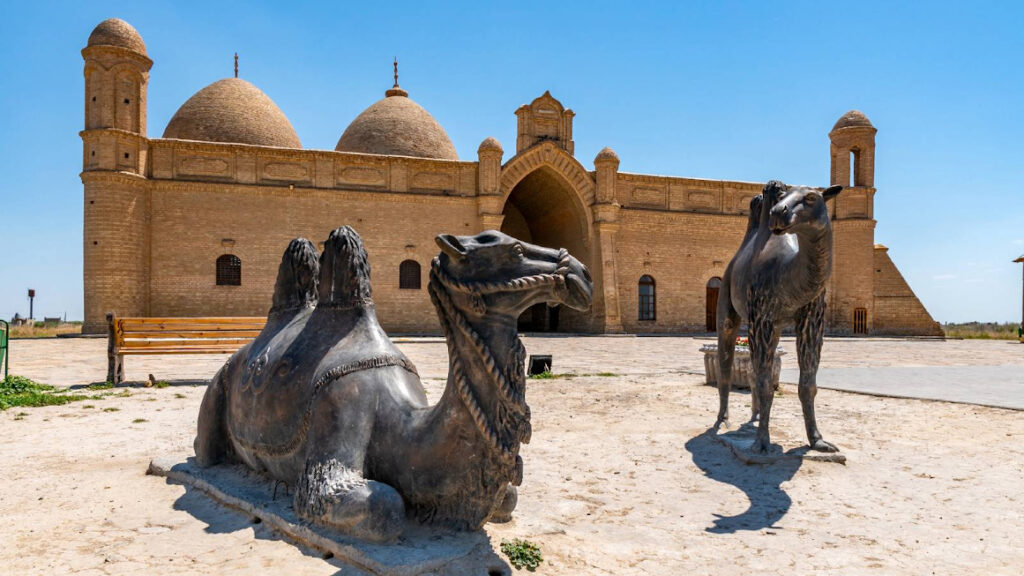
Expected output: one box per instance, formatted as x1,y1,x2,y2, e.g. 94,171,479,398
195,227,593,542
715,180,843,454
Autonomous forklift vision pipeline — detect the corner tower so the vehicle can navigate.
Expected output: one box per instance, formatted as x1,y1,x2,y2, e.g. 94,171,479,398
81,18,152,333
827,110,877,334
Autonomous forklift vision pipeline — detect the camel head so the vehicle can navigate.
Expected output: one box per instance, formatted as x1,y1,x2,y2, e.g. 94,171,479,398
768,182,843,236
432,230,593,318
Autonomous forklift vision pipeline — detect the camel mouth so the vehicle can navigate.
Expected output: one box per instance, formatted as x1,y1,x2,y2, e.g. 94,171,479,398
563,270,594,311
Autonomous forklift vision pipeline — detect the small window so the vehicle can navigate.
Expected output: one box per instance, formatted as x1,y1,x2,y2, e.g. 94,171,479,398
853,307,868,334
124,98,130,104
124,152,130,159
216,254,241,286
399,260,421,290
638,275,656,321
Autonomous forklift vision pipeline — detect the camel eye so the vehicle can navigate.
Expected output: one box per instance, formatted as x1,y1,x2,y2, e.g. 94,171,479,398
805,194,819,206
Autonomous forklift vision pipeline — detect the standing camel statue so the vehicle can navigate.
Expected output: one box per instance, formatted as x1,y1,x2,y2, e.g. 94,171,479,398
715,180,843,454
194,226,593,542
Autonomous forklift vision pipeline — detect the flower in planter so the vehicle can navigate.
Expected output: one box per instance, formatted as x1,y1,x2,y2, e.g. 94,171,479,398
736,337,749,347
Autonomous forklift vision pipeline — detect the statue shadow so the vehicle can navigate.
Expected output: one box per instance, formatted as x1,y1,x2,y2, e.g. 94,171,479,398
684,423,803,534
164,469,510,575
76,379,209,389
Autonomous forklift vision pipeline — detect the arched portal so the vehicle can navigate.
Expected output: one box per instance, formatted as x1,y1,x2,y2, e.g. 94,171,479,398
500,166,592,332
706,277,722,332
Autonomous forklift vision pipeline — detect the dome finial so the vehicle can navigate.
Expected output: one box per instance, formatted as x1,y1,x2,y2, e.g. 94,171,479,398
385,58,408,98
234,53,238,78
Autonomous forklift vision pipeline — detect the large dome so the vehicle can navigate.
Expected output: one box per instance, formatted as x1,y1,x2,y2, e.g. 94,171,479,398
87,18,146,54
832,110,874,131
335,85,457,160
163,78,301,148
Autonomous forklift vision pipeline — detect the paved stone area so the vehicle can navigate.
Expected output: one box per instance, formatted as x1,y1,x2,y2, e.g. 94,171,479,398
782,365,1024,410
9,335,1023,410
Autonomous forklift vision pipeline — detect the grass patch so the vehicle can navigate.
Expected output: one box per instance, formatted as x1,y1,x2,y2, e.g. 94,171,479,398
82,404,95,409
103,407,120,412
174,393,186,399
153,381,170,389
87,382,114,390
500,538,543,572
132,418,148,423
0,375,93,410
942,321,1019,340
595,372,618,377
528,371,558,380
8,322,82,339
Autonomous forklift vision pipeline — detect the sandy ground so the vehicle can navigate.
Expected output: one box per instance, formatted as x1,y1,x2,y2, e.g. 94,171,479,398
1,336,1023,575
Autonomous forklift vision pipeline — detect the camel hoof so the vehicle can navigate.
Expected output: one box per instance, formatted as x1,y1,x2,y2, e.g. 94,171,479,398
810,439,839,453
488,485,517,523
714,413,729,429
751,436,771,454
297,480,405,543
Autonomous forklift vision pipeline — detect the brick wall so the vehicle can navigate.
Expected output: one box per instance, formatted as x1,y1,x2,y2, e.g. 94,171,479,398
873,246,944,336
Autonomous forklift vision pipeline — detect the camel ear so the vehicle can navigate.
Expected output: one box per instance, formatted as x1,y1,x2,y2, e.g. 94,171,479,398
823,185,842,200
436,234,468,261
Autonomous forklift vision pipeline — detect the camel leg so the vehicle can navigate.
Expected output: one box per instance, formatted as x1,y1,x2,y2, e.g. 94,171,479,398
750,315,781,454
195,364,232,467
796,293,838,452
715,280,741,427
488,485,518,523
293,380,405,543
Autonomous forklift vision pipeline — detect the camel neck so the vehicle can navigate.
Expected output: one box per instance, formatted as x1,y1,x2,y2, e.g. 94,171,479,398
427,274,529,470
794,226,833,290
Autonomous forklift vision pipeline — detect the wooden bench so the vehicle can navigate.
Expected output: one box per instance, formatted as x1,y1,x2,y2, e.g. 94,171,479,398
106,313,265,384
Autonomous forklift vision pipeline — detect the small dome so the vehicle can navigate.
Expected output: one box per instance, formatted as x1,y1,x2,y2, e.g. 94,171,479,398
163,78,301,148
478,137,503,154
336,86,457,160
87,18,146,54
832,110,874,131
595,146,619,163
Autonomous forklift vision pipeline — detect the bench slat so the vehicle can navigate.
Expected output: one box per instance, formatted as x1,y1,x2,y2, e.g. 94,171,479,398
118,348,242,355
120,321,265,332
118,317,266,325
119,338,255,349
120,330,263,339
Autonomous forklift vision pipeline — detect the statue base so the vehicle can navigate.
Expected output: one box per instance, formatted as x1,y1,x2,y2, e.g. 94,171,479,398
147,456,510,576
712,423,846,465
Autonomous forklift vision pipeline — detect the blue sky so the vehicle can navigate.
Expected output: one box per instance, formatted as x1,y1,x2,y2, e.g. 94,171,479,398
1,1,1021,323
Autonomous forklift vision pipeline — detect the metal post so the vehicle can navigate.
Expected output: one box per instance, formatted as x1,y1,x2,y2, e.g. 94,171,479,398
28,288,35,321
1,320,8,381
1015,256,1024,342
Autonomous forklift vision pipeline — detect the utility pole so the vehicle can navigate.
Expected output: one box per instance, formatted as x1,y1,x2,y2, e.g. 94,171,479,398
27,289,35,320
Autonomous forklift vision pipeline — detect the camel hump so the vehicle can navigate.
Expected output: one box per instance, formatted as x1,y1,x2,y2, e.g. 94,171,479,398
319,226,373,308
271,238,320,313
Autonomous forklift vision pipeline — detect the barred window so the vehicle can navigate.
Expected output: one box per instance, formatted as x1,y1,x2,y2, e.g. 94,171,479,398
216,254,241,286
399,260,421,290
853,307,868,334
638,275,656,321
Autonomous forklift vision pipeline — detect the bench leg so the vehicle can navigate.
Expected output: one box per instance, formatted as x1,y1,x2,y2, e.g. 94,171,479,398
106,353,124,385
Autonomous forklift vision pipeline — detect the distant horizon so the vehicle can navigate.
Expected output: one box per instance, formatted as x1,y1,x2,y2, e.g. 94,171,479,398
2,1,1022,324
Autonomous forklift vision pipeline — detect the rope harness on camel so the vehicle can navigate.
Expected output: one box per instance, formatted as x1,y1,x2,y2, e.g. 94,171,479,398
427,249,571,472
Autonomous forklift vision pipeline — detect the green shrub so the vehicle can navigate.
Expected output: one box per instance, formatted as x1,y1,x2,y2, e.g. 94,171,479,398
0,375,88,410
500,538,543,572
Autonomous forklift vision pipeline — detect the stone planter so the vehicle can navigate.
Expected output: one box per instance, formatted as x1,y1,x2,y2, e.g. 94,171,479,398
700,344,785,390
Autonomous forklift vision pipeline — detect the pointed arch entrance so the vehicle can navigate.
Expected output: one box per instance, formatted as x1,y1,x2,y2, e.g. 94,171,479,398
499,161,594,332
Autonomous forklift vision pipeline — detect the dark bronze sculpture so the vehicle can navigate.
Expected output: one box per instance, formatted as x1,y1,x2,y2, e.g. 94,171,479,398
194,227,593,542
715,181,843,454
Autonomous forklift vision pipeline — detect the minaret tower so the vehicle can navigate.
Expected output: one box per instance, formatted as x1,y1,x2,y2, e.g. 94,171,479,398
81,18,152,332
827,110,877,334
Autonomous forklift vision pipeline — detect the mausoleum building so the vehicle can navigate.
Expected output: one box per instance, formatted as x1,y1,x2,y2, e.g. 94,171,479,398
81,18,942,336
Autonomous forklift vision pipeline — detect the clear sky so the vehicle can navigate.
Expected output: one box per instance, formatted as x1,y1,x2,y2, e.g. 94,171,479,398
1,1,1021,324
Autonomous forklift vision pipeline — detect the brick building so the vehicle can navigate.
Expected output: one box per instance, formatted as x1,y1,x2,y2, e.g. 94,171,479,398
81,18,942,336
